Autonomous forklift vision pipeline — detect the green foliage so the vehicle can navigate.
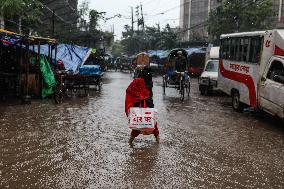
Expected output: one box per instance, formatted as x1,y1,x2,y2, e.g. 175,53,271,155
89,9,106,32
111,40,124,57
208,0,274,41
1,0,42,27
159,24,180,50
78,0,90,31
120,23,180,54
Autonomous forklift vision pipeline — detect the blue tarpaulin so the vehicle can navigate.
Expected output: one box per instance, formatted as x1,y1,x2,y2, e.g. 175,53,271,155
146,50,170,59
30,44,92,73
184,48,205,57
79,65,103,76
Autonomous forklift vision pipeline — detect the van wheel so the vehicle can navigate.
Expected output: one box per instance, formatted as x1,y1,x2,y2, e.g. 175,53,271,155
200,86,208,96
232,91,244,112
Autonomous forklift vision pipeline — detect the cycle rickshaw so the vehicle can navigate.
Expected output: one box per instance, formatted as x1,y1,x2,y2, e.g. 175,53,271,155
118,55,131,72
162,49,190,101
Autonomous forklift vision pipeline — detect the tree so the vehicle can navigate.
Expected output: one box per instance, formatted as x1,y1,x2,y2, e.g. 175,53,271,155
111,40,124,57
78,0,90,31
120,23,180,54
159,24,180,50
208,0,274,41
145,25,162,50
89,9,106,32
0,0,42,33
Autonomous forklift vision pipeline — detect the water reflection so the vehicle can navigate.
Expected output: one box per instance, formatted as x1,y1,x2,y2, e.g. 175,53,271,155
1,72,284,188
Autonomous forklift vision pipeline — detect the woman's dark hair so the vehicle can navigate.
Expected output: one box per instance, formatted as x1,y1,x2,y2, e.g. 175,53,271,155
138,66,152,81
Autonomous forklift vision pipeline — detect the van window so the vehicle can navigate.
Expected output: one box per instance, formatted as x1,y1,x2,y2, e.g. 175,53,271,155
267,61,284,83
205,61,219,72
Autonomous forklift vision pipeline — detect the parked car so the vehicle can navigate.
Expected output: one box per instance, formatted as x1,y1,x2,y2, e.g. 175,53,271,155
199,47,220,95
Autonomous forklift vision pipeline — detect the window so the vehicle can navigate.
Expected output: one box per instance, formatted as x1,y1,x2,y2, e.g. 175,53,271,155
267,61,284,83
229,39,235,60
249,37,263,63
221,39,230,59
235,38,240,61
241,38,249,62
205,60,219,72
221,36,263,63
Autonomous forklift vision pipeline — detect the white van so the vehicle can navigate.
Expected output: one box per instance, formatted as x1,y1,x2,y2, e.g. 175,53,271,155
218,30,284,118
199,47,220,95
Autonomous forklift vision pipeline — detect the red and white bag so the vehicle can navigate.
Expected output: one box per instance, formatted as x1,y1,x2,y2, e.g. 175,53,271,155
128,101,158,131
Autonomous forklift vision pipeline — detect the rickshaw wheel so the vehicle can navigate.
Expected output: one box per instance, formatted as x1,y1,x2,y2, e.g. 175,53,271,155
98,79,102,92
162,76,166,94
186,79,190,96
54,87,63,104
179,78,185,102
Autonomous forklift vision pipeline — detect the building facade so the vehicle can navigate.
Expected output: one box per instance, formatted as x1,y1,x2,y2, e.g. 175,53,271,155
272,0,284,28
39,0,79,38
180,0,220,42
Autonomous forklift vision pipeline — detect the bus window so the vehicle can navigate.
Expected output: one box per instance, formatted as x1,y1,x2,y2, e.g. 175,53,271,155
229,39,235,60
241,38,249,62
222,39,229,59
235,38,240,61
249,37,262,64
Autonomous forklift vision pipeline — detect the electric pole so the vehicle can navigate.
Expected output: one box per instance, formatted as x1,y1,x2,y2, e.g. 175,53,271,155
0,6,4,29
140,4,145,31
52,10,55,37
135,6,140,31
131,6,134,35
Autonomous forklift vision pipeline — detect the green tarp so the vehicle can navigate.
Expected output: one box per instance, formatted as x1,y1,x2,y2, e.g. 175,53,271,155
30,55,56,98
39,55,56,98
92,48,97,54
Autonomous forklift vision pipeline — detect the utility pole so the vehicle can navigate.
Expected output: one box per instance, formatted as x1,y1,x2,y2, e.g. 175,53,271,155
131,6,134,35
0,6,4,29
52,10,55,37
140,4,145,31
279,0,283,22
135,6,140,31
18,16,22,34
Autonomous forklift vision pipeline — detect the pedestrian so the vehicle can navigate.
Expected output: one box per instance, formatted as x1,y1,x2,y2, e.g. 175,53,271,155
125,66,160,145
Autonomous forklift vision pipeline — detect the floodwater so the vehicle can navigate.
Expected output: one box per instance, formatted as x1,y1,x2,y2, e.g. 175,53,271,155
1,72,284,188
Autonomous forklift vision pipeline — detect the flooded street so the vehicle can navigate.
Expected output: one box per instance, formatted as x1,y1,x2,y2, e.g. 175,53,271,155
1,72,284,188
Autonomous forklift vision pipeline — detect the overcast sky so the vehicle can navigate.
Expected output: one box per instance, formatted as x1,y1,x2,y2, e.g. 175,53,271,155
78,0,181,40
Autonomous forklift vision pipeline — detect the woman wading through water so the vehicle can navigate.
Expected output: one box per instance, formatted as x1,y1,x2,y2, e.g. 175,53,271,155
125,66,160,145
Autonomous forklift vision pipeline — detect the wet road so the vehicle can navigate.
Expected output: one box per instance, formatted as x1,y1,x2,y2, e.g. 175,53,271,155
1,72,284,188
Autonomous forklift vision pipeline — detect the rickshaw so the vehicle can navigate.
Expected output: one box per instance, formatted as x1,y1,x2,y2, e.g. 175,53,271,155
118,55,131,72
162,48,190,101
186,48,206,77
132,52,150,78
